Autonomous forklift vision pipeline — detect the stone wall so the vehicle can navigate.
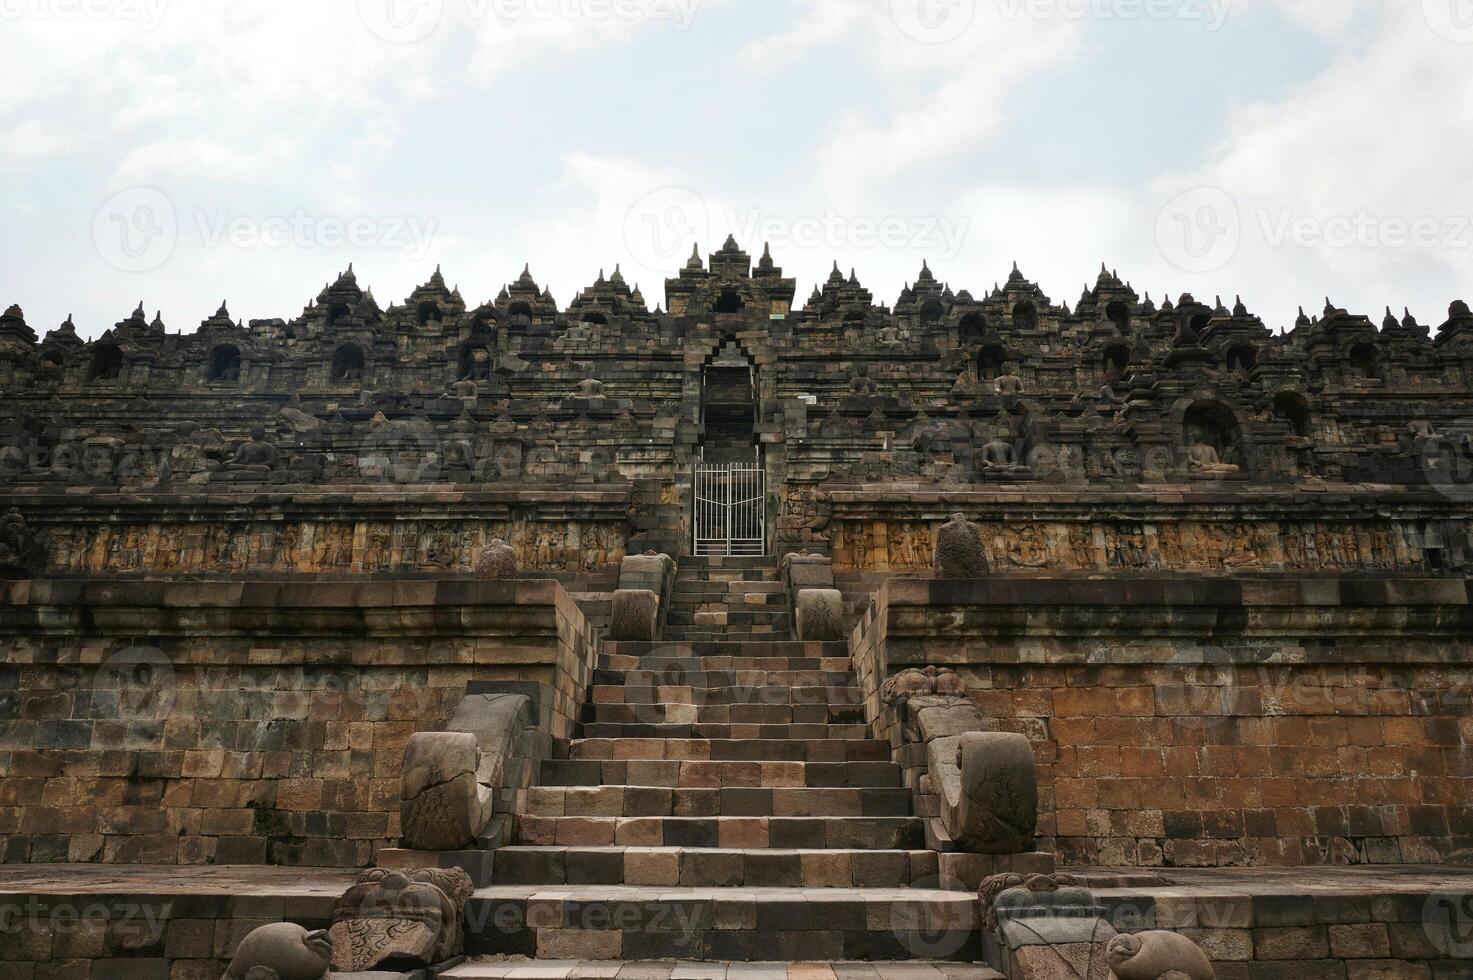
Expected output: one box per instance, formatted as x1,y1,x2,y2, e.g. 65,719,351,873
7,487,636,575
0,577,598,867
850,574,1473,868
825,487,1473,574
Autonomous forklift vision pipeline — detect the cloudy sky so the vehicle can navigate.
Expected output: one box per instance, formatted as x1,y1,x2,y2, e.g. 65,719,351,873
2,0,1471,339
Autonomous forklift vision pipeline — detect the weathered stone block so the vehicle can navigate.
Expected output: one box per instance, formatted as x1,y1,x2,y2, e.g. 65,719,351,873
610,589,660,642
934,513,989,579
933,730,1038,854
794,588,843,641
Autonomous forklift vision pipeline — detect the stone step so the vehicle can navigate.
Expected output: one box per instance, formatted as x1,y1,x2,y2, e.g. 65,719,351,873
523,785,915,819
491,847,939,888
559,736,883,765
514,816,926,850
671,582,785,600
446,961,1003,979
670,630,792,642
592,685,862,706
594,669,857,688
602,655,853,673
462,886,982,962
566,739,890,763
584,703,865,727
538,759,904,789
678,555,778,568
668,616,795,630
577,723,871,741
678,569,780,584
602,641,848,658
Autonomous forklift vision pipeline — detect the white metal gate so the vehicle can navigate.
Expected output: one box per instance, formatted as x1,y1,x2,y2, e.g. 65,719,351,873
693,462,766,556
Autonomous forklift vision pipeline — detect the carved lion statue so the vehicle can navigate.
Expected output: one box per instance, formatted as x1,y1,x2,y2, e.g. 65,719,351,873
220,923,332,980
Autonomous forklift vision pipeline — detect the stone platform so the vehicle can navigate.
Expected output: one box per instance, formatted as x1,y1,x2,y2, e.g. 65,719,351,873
5,864,1472,976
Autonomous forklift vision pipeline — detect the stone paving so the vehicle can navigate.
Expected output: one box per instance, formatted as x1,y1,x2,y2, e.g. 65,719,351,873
442,961,1004,979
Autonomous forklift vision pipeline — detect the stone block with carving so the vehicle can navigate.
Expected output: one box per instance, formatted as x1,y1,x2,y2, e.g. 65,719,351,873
933,731,1038,854
935,513,990,578
1106,931,1216,980
0,507,42,577
610,588,660,641
782,550,835,591
220,923,333,980
475,538,517,579
328,867,474,972
401,693,532,851
981,873,1116,980
618,550,675,595
795,587,843,641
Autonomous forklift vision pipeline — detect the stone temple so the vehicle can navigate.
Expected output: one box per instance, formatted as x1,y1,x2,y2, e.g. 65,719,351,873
0,239,1471,979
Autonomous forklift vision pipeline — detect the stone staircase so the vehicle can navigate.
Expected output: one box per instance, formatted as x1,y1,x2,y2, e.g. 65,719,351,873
665,556,792,641
461,556,994,970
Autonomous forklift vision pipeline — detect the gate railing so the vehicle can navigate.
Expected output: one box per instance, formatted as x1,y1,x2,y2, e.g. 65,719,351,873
693,461,766,556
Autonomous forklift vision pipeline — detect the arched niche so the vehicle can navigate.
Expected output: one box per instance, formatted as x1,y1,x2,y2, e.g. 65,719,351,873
1349,342,1382,379
89,344,123,382
1105,300,1130,335
458,343,492,382
1272,391,1313,437
325,302,352,328
1012,301,1038,331
958,312,987,347
1226,343,1257,376
1183,399,1243,464
331,344,366,384
417,301,443,326
581,311,609,325
714,289,746,315
918,299,945,326
978,344,1009,381
1103,344,1131,383
507,301,533,319
209,344,242,383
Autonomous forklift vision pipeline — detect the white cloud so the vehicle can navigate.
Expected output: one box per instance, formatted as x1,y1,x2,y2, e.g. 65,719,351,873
1148,1,1473,325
